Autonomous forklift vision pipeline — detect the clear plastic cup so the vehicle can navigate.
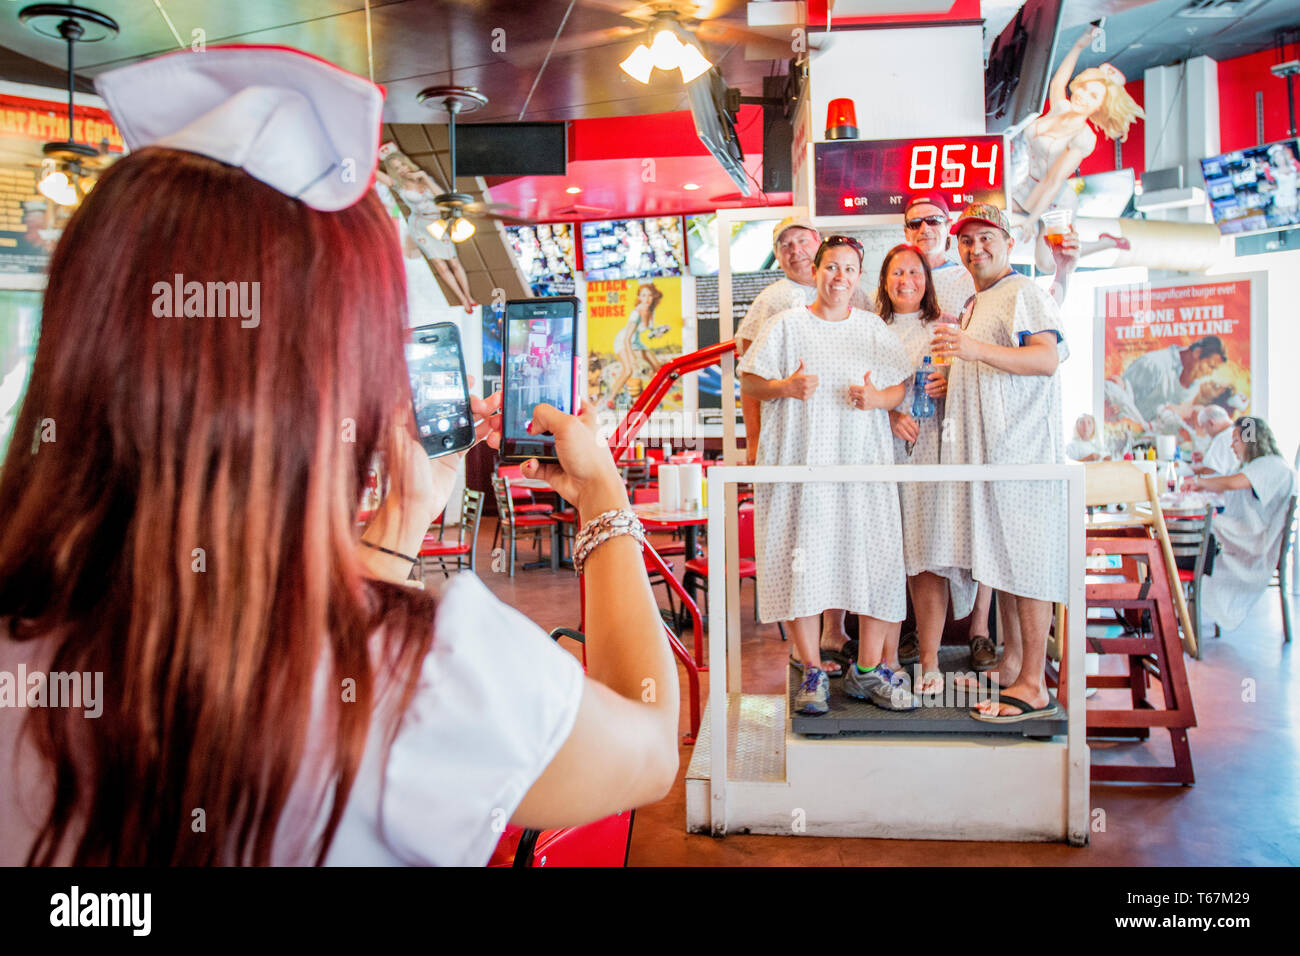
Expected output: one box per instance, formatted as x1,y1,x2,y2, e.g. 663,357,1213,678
1041,208,1073,250
929,315,958,366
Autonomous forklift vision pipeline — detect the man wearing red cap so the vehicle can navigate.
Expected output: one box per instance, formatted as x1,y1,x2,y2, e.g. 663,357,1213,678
932,203,1068,723
894,194,1080,672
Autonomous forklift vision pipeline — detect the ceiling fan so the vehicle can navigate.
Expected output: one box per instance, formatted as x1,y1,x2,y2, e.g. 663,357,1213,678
413,86,535,242
18,3,120,207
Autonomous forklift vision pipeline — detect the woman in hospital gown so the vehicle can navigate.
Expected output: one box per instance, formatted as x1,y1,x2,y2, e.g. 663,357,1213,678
1184,416,1297,631
741,306,910,624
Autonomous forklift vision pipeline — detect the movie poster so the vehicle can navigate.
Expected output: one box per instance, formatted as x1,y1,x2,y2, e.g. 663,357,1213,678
1097,275,1264,455
586,276,682,412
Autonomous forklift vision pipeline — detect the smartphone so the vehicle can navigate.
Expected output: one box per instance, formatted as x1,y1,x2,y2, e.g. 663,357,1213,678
500,296,580,462
405,322,474,458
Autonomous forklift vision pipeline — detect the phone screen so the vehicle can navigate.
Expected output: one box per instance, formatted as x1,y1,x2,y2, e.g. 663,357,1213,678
405,323,474,458
501,297,579,462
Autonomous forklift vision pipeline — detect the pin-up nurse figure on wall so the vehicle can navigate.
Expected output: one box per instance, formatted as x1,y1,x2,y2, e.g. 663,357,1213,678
1010,26,1145,273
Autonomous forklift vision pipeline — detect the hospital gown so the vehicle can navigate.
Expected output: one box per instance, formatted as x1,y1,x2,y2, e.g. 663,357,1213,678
1202,455,1297,630
929,260,976,319
740,307,910,623
888,311,977,618
735,277,816,347
942,273,1070,604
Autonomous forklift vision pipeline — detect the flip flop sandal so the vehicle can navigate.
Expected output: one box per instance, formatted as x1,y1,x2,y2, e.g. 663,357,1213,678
819,640,855,670
789,654,843,678
970,695,1061,724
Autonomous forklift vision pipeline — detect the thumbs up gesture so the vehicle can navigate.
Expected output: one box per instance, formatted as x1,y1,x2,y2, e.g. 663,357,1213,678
782,359,819,401
849,371,888,410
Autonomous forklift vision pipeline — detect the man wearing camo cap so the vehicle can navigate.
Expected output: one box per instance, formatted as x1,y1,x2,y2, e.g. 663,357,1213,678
932,202,1069,724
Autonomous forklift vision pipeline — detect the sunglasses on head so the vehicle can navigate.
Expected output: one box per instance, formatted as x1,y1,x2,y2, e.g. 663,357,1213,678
904,215,948,230
817,235,863,257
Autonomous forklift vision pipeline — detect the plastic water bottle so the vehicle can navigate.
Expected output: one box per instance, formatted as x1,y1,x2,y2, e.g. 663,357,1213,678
910,356,936,420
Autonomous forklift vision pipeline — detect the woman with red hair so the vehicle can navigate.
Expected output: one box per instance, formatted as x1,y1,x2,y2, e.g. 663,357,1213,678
0,47,677,866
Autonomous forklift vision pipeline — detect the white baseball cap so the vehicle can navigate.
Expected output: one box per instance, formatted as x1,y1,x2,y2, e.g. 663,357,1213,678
94,46,384,212
772,216,819,248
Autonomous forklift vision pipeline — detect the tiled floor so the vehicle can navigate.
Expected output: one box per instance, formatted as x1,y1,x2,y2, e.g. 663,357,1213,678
450,521,1300,866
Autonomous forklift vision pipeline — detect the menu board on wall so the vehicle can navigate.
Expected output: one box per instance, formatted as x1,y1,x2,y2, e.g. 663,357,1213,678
586,276,683,412
580,216,684,280
1097,274,1265,456
0,92,125,276
0,166,64,275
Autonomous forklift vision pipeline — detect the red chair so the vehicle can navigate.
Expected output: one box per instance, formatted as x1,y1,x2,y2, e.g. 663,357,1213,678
496,463,553,515
417,489,484,578
491,476,558,576
682,504,767,627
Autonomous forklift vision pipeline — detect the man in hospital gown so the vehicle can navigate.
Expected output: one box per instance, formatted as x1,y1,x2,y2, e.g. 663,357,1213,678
933,204,1069,723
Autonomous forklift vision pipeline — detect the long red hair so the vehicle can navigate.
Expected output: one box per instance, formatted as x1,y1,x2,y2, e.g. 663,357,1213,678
0,148,435,864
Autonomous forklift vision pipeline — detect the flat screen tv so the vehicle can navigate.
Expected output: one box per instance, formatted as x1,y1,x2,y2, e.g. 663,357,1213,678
1201,138,1300,236
984,0,1065,135
685,67,752,198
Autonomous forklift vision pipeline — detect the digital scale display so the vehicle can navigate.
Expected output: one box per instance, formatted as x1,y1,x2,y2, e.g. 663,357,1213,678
813,135,1007,219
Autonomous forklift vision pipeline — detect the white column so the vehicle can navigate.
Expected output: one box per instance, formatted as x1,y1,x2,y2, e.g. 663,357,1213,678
1144,56,1219,224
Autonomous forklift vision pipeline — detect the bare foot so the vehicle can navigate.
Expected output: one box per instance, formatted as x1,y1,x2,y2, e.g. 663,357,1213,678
915,670,944,695
955,659,1020,691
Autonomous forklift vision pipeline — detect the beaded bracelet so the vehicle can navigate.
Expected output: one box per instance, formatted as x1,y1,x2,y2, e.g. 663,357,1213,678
572,509,646,575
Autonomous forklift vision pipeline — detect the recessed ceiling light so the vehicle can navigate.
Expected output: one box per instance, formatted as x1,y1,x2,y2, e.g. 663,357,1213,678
565,185,582,194
683,182,700,190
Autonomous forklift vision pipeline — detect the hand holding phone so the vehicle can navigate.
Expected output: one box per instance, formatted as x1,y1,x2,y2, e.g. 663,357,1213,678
519,400,629,522
405,323,475,458
500,296,580,462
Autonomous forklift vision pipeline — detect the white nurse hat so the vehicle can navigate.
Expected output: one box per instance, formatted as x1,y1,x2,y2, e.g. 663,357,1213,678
93,45,384,212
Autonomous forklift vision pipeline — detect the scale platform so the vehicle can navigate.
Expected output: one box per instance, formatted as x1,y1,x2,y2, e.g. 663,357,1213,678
686,692,1081,841
788,646,1067,738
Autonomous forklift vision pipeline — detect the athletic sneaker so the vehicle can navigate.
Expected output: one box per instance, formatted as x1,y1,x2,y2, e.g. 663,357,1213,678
882,664,912,692
794,667,830,715
843,664,919,711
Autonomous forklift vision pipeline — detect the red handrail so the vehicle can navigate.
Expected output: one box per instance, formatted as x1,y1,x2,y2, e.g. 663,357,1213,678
607,340,738,462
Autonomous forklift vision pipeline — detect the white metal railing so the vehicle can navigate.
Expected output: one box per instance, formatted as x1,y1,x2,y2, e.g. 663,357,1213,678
704,462,1089,844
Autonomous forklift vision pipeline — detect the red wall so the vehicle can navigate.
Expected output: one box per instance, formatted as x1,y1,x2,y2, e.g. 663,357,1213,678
1217,48,1296,153
1073,48,1292,179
